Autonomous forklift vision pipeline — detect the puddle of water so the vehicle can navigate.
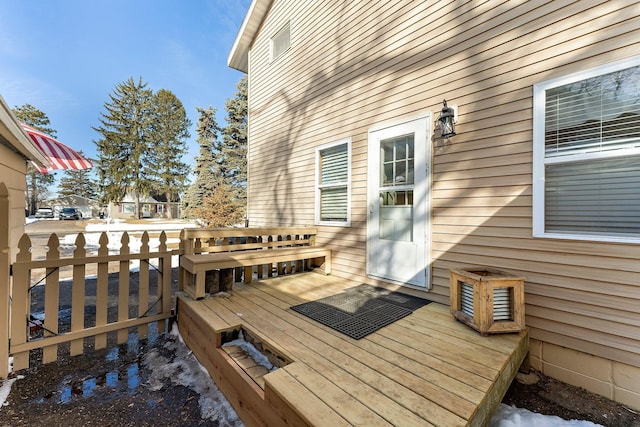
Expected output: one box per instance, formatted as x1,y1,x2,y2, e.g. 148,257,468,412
105,346,119,361
45,358,142,405
38,326,163,404
44,362,142,404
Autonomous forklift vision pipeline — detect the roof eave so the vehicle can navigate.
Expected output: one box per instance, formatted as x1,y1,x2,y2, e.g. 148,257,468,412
227,0,274,73
0,95,50,168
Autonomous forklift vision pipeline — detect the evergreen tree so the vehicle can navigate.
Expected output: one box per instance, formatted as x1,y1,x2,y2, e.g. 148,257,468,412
182,107,221,219
94,77,154,217
195,177,245,227
11,104,56,215
58,152,97,199
148,89,191,218
221,76,248,205
12,104,57,136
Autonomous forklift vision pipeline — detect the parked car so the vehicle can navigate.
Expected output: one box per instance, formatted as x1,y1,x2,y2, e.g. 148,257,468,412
35,208,54,219
59,207,83,220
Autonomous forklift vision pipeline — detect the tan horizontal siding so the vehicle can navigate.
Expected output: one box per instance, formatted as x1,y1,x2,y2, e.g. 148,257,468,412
1,145,28,262
246,0,640,367
249,1,637,137
529,319,640,368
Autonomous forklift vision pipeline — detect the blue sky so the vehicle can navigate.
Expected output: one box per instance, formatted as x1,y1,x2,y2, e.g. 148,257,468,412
0,0,250,169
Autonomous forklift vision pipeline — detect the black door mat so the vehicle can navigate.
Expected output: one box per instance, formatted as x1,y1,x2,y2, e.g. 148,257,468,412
290,284,432,340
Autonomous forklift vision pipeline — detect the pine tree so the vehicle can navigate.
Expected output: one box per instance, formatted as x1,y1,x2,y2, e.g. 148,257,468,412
94,77,154,217
195,177,245,227
58,152,97,199
182,107,221,219
221,77,248,205
12,104,57,136
147,89,191,218
11,104,56,215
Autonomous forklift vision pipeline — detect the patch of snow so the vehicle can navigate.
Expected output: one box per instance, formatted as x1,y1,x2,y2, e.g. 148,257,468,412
59,231,180,253
0,358,20,410
86,220,198,232
0,375,24,410
222,330,277,372
490,404,603,427
143,323,243,426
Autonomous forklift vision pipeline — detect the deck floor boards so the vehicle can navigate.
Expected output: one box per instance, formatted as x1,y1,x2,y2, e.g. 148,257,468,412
177,273,528,427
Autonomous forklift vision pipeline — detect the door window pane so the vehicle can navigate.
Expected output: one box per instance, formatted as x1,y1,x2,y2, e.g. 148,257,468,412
378,134,415,242
380,134,414,186
380,190,413,206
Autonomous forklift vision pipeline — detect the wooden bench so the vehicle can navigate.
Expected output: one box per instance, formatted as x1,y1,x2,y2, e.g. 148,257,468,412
179,227,331,299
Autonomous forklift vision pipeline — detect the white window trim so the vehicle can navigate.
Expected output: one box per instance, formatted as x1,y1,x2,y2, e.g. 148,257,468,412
270,22,290,63
315,137,351,226
533,54,640,243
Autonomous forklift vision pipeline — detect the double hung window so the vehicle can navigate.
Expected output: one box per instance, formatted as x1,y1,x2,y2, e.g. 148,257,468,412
316,139,351,226
533,56,640,242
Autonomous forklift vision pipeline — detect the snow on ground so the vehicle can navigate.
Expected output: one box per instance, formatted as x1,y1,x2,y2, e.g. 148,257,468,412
222,330,277,372
490,404,603,426
57,231,180,270
85,218,199,232
0,377,22,409
143,323,244,426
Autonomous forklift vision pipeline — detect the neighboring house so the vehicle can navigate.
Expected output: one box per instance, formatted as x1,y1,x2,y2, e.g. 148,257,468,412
228,1,640,409
0,94,49,261
107,193,180,219
40,195,100,219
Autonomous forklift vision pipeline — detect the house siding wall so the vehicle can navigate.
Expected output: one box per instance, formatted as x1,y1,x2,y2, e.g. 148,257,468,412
244,0,640,403
0,143,28,262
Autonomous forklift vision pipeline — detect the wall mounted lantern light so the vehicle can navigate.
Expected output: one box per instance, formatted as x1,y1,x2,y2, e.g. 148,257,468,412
438,99,456,138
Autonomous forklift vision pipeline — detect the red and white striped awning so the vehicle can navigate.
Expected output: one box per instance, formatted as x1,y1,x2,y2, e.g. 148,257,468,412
20,123,93,173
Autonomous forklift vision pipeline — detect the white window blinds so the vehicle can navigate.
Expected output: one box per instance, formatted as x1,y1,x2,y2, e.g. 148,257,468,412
535,59,640,241
545,65,640,158
545,156,640,236
321,144,348,185
317,141,350,224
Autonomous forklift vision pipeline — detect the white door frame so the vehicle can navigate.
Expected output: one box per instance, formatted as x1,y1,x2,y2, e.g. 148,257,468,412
366,114,432,289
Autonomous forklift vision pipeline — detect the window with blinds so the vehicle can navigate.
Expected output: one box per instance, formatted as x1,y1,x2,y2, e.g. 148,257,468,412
270,23,290,62
316,139,351,225
533,57,640,241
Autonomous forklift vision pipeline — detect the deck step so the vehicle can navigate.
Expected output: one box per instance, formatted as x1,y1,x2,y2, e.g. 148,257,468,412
222,345,271,389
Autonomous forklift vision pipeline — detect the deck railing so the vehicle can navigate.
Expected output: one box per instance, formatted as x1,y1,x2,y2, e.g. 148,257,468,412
2,230,175,376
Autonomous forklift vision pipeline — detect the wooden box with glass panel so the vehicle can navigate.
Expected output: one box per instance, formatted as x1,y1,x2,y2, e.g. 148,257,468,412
449,268,525,336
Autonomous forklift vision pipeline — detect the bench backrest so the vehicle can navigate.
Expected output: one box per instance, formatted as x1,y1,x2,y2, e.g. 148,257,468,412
180,227,318,255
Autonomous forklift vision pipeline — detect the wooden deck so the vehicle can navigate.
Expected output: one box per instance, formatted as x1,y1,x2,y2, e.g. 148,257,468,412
176,273,529,427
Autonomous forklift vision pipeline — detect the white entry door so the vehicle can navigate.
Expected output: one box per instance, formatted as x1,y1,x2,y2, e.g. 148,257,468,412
367,116,430,288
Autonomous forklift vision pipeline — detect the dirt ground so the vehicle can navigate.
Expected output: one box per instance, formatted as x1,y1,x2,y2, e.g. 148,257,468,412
0,334,215,427
503,371,640,426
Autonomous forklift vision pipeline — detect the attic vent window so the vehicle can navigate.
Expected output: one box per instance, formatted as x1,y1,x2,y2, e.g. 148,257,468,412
270,23,290,62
